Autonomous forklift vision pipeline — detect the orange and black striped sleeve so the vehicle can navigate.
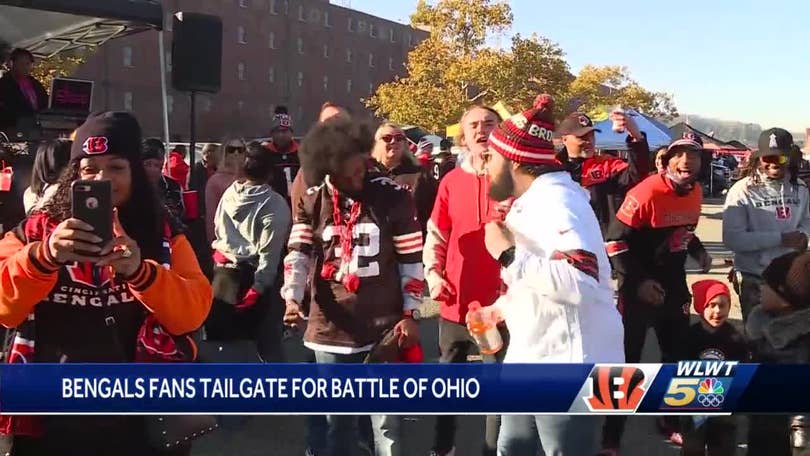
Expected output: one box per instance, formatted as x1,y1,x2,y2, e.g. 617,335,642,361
127,234,212,335
0,231,59,328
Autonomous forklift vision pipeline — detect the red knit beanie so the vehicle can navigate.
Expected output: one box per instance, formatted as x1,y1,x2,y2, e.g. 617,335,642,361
691,280,730,314
488,94,558,165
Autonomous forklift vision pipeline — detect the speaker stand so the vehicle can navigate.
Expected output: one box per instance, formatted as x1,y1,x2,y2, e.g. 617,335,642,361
188,91,197,174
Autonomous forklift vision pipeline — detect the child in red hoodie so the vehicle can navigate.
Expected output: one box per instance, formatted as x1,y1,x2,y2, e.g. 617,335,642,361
679,279,749,456
163,145,190,190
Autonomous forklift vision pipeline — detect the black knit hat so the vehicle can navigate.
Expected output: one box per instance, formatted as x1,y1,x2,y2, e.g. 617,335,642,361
141,138,166,161
71,111,143,162
763,251,810,309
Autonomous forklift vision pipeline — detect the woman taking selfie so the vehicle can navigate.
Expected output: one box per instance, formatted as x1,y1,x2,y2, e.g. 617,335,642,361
0,111,212,455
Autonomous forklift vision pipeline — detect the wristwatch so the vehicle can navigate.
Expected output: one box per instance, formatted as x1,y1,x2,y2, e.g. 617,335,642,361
403,309,421,320
498,246,516,268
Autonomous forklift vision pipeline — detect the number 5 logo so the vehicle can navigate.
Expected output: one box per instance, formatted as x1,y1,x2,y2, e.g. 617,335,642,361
663,378,699,407
323,222,381,278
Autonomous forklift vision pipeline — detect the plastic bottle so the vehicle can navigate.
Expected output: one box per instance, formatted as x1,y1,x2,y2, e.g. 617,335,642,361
466,301,502,355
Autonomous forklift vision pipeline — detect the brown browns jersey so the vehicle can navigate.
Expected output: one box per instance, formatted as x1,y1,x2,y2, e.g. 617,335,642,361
287,175,422,348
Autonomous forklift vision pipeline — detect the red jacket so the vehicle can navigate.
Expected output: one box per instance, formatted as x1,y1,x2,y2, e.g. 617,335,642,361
163,152,190,190
423,155,510,324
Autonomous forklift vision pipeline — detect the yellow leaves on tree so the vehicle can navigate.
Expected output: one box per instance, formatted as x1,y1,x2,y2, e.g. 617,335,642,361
30,52,87,90
366,0,677,132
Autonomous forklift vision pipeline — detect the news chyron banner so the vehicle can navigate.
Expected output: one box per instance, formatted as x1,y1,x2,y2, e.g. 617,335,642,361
0,362,803,414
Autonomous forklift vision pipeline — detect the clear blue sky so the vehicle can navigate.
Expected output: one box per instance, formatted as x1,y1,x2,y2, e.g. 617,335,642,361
344,0,809,132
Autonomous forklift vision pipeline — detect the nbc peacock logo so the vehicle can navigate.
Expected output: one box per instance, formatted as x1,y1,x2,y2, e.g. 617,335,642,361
696,378,725,408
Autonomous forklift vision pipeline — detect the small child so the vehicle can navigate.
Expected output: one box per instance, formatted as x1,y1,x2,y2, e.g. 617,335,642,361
680,279,749,456
747,251,810,455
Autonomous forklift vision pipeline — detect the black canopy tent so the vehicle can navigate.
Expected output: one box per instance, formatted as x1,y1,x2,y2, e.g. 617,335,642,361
0,0,166,236
0,0,163,57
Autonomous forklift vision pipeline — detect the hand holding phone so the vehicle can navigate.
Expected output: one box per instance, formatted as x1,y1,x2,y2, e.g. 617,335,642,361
70,180,113,254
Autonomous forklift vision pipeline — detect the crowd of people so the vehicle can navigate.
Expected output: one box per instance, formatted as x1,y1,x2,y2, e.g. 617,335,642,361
1,54,809,455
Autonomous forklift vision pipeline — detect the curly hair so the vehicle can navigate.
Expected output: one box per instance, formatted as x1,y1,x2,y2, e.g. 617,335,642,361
300,118,374,184
40,158,167,262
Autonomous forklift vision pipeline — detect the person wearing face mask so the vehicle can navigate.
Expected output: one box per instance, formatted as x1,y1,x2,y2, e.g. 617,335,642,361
560,111,650,235
600,132,710,454
423,105,507,456
722,128,810,324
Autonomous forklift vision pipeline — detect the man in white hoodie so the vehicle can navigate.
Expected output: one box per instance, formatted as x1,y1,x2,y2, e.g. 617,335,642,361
723,128,810,322
482,95,624,455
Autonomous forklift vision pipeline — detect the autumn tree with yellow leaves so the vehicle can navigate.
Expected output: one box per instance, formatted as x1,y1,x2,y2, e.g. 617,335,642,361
366,0,677,132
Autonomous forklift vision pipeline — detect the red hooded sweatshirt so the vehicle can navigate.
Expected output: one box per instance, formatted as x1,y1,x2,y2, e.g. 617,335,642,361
163,151,190,190
424,153,511,324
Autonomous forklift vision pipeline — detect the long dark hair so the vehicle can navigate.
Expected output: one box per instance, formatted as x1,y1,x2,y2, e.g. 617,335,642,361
742,153,799,187
40,156,166,262
30,139,71,196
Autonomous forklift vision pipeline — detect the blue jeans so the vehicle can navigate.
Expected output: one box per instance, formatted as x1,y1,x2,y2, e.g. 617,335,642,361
497,415,599,456
313,350,400,456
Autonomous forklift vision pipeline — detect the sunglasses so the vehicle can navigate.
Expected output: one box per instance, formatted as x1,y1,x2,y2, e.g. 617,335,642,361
380,134,406,144
225,145,245,154
761,155,788,165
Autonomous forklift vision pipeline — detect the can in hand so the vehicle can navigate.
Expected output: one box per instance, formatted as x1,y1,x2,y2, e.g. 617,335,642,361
611,106,626,134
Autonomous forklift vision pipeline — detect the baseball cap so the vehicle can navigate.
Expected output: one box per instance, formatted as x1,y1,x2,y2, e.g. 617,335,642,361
756,128,793,158
667,131,703,153
556,112,601,138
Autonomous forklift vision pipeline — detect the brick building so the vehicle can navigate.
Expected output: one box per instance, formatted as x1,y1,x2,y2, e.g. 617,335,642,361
72,0,427,141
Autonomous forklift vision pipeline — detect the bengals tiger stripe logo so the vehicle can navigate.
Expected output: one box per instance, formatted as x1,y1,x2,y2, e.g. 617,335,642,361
584,366,647,411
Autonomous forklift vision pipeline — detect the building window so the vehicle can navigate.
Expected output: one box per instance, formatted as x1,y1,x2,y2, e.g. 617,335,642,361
347,17,354,32
202,96,212,112
123,92,133,111
237,26,247,44
368,53,375,68
237,100,244,112
239,0,248,8
283,0,289,15
346,49,353,63
389,28,396,43
357,20,367,34
123,46,133,67
407,33,413,46
297,72,304,87
368,82,374,94
323,75,328,91
297,37,304,54
238,62,246,80
167,95,174,114
309,9,320,23
369,23,378,38
298,5,305,21
268,66,275,83
165,13,173,31
346,79,352,93
388,57,395,71
166,51,172,72
268,31,276,49
269,0,278,14
324,11,331,27
323,44,330,59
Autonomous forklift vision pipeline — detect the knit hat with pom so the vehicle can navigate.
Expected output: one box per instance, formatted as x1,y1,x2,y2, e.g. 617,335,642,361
488,94,558,166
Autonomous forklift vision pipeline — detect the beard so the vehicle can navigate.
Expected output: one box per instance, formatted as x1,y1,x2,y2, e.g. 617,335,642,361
489,167,514,202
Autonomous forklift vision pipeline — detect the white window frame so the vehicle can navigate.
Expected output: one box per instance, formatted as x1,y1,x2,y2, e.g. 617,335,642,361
297,71,304,88
323,44,330,59
368,52,375,68
238,62,246,81
203,96,212,112
368,82,374,94
388,56,394,71
237,100,245,112
268,66,275,83
369,23,378,38
324,11,331,27
123,46,133,68
238,26,247,44
346,48,353,63
165,13,174,31
239,0,248,8
297,37,304,55
347,17,354,32
357,20,367,34
407,33,413,47
323,75,329,91
298,5,305,21
268,31,276,49
346,79,352,93
123,92,134,111
389,28,396,43
269,0,278,15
